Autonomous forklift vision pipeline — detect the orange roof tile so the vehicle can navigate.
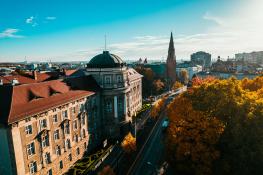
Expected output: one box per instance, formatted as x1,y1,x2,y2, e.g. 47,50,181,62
3,80,95,124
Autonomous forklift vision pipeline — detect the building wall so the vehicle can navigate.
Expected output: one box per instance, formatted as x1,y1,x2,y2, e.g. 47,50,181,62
235,51,263,64
191,51,211,68
86,67,142,139
10,95,95,175
144,63,166,77
0,126,16,175
128,78,142,117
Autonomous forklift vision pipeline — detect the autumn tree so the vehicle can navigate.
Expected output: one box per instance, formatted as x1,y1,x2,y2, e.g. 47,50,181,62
191,76,216,87
165,76,263,175
152,79,165,94
98,165,115,175
135,67,155,97
241,76,263,92
179,69,189,85
166,96,225,175
150,97,166,119
121,132,136,153
172,81,183,91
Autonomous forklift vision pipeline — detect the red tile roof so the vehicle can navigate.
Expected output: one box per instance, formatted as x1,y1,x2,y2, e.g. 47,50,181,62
1,74,37,84
1,71,60,85
64,69,77,76
2,80,95,124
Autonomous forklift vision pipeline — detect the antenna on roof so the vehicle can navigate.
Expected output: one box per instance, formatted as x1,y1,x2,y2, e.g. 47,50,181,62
104,34,107,51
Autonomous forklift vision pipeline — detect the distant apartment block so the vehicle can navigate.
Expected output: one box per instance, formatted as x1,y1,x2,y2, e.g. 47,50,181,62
191,51,212,68
235,51,263,64
176,61,202,79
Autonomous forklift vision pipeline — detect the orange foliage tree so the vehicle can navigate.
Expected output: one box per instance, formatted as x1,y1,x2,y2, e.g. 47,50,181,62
166,96,224,175
165,76,263,175
150,97,166,119
179,69,189,85
191,76,216,87
172,81,183,91
121,132,136,154
152,79,165,93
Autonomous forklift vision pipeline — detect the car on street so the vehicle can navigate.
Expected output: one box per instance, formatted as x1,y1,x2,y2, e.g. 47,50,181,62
162,117,169,130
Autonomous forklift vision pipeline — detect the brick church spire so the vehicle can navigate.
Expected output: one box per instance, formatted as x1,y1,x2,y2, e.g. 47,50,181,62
166,32,177,86
168,32,175,54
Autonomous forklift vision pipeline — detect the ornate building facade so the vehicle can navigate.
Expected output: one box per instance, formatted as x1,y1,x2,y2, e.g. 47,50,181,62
0,79,100,175
86,51,143,138
166,32,177,86
0,51,142,175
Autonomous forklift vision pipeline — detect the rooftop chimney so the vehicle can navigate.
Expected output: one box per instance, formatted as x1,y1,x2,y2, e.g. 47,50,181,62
12,78,19,86
32,70,37,80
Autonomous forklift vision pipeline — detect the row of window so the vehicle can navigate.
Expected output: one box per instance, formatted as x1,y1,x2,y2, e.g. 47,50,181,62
27,129,87,156
104,75,123,84
105,97,124,113
25,114,86,136
29,143,86,174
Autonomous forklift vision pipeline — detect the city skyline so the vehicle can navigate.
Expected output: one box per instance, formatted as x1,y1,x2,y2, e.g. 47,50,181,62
0,0,263,62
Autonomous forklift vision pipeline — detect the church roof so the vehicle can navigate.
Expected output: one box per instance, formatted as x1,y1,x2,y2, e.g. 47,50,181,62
87,51,126,68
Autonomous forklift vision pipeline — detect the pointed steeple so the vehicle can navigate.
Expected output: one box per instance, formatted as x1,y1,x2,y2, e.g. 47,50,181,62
167,32,176,61
166,32,177,84
168,32,175,52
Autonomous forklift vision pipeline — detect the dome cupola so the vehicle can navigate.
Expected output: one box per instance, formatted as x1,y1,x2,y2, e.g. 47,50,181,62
87,51,126,68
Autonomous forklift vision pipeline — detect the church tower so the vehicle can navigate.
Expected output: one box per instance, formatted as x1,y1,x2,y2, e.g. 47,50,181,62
166,32,177,86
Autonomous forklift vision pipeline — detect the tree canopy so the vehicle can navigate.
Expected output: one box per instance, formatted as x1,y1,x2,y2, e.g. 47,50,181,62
121,132,136,154
165,76,263,175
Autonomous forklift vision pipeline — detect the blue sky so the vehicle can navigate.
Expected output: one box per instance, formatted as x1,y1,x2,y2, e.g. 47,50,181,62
0,0,262,62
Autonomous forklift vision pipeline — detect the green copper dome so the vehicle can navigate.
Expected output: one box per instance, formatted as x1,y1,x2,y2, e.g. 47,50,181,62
87,51,126,68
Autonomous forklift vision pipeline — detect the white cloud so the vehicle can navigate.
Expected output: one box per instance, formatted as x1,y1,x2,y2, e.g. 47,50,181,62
26,16,34,24
106,1,263,60
13,1,263,62
26,16,38,27
203,12,225,26
46,16,56,20
0,28,24,38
